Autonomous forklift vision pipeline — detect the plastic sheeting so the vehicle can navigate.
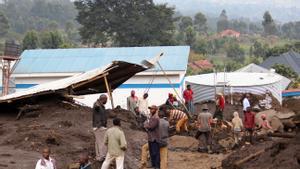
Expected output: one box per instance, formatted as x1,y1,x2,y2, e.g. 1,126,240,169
185,72,283,104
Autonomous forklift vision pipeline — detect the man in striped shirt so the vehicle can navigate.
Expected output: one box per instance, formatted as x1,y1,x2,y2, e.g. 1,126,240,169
166,108,188,133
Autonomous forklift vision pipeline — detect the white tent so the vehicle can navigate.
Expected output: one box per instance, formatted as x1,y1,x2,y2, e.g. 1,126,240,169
236,63,291,90
185,72,283,104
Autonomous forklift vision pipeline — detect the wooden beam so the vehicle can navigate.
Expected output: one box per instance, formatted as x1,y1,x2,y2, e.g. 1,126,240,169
104,75,114,109
71,73,108,89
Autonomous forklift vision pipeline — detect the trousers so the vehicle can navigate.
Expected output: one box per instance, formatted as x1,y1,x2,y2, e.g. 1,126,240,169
148,141,160,168
101,152,125,169
93,128,107,161
141,143,168,169
176,116,188,133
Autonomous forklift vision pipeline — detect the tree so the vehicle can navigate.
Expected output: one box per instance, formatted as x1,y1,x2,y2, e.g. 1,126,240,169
281,21,300,39
231,20,248,34
262,11,277,35
0,11,9,36
193,38,209,55
217,10,229,32
74,0,176,46
251,41,269,58
194,12,207,33
179,16,193,32
22,31,39,50
40,31,63,49
272,64,298,79
226,43,245,61
184,26,196,46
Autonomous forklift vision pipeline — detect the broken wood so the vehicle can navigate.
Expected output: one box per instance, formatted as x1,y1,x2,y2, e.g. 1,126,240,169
104,75,114,109
63,94,85,99
61,101,80,108
234,149,265,167
268,133,296,138
16,105,40,120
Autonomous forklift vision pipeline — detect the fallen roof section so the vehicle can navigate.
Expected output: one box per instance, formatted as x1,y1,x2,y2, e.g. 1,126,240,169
0,60,150,104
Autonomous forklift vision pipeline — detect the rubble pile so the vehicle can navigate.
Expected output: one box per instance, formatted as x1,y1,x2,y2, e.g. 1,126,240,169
222,131,300,169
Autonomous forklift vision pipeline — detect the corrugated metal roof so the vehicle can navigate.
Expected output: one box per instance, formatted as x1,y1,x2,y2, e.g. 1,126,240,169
260,51,300,74
14,46,190,74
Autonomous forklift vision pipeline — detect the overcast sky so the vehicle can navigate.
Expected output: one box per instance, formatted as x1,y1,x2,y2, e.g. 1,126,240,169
154,0,300,8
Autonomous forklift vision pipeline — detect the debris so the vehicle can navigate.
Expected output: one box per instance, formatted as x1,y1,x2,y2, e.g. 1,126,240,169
268,133,296,138
234,149,265,167
16,104,40,120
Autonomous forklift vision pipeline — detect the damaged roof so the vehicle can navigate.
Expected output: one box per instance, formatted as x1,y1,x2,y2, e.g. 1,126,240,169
0,61,149,104
14,46,190,74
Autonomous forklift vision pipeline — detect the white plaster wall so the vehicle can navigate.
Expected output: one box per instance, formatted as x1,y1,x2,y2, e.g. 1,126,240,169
75,87,183,109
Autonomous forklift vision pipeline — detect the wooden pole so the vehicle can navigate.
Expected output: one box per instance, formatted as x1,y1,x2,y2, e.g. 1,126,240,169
104,75,114,109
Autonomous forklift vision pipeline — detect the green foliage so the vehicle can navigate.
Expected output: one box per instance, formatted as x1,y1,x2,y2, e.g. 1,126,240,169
217,10,229,32
226,43,245,62
262,11,277,35
1,0,77,34
249,22,263,34
194,12,207,33
265,42,300,57
40,31,64,49
22,31,39,50
179,16,193,32
184,26,196,46
75,0,176,46
272,64,298,79
193,38,209,55
0,11,9,36
251,41,269,58
281,21,300,39
230,20,248,33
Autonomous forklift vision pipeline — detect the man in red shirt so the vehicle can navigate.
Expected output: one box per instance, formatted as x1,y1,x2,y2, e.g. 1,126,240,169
214,93,225,120
244,107,255,144
183,85,194,115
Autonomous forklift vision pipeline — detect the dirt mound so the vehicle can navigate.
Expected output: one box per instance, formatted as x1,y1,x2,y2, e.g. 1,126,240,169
222,133,300,169
0,99,147,169
283,98,300,114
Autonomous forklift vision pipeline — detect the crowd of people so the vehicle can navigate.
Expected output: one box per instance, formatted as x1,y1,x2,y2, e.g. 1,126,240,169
35,85,274,169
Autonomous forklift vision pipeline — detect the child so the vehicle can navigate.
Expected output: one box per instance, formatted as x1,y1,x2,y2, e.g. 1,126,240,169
231,111,243,145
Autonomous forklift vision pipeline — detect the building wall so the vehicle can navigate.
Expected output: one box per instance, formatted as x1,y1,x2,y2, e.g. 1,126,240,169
14,71,186,108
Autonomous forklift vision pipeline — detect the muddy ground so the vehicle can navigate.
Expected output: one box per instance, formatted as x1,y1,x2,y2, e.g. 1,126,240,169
0,98,227,169
0,96,299,169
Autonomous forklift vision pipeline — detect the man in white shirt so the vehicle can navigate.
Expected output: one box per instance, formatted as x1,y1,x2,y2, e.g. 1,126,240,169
137,93,149,117
35,147,56,169
243,94,250,112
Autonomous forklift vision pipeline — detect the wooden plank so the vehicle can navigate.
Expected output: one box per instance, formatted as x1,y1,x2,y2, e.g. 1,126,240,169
104,75,114,109
234,149,265,167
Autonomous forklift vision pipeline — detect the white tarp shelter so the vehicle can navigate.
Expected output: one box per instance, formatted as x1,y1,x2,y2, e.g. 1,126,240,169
236,63,291,90
185,72,283,104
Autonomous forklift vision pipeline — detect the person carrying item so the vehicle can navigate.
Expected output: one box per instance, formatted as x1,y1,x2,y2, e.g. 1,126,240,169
231,111,243,145
183,85,194,115
166,108,188,133
196,104,213,153
92,94,108,162
101,118,127,169
144,105,160,169
35,147,57,169
244,107,255,144
127,90,138,113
